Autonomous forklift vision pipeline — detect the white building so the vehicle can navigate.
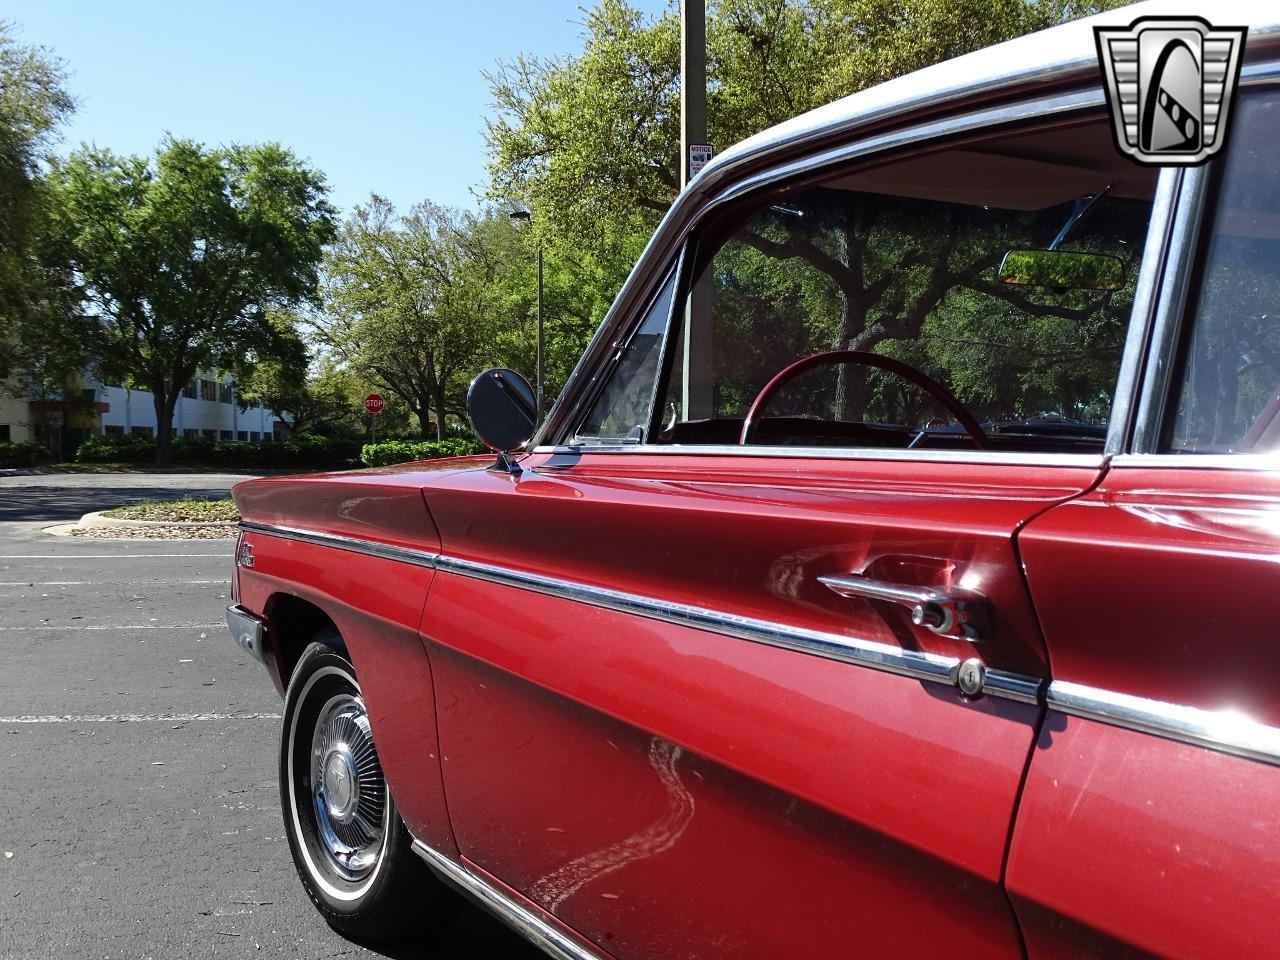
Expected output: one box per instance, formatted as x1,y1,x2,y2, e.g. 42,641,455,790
0,391,30,444
0,371,285,455
97,372,283,443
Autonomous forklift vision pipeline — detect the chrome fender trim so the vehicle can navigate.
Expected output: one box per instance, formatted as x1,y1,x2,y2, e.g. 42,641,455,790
1047,680,1280,767
238,520,440,568
434,554,964,688
411,840,610,960
241,520,1280,763
239,520,1040,703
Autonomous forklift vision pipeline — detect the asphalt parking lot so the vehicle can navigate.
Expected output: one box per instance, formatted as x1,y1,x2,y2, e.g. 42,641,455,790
0,472,542,960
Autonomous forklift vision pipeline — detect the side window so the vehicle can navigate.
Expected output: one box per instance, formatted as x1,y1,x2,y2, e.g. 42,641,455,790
1165,91,1280,454
655,117,1155,453
576,271,676,443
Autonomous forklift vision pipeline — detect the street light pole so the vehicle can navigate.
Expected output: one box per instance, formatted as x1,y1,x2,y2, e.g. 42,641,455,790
509,209,545,421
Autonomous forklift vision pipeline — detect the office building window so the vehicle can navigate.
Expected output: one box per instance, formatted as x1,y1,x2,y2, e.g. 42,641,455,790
219,430,233,442
104,425,125,435
201,428,217,440
0,425,9,441
182,382,197,399
218,383,232,403
183,429,199,439
200,380,218,402
249,431,261,443
237,430,249,442
132,426,153,438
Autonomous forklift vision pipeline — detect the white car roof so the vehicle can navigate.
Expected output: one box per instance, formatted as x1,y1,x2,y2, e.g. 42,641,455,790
706,0,1280,181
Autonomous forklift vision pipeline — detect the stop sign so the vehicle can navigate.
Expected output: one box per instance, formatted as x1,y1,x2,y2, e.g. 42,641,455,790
363,393,385,415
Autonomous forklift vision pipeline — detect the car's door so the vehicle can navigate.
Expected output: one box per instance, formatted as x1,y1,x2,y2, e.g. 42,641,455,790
421,109,1162,958
1009,87,1280,959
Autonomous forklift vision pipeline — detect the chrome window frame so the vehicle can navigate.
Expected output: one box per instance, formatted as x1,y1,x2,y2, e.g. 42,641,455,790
538,84,1177,469
1115,65,1280,470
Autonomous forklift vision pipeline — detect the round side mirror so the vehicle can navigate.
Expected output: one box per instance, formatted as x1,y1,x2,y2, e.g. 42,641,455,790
467,368,537,453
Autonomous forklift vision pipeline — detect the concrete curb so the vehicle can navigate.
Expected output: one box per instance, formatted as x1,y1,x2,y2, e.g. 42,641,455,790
77,510,239,532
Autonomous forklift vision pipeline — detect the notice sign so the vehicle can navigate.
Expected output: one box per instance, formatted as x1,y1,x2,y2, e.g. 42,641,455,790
688,143,714,179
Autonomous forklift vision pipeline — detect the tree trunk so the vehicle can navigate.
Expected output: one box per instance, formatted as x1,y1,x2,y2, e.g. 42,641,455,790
829,211,868,422
153,386,177,466
433,383,447,441
409,397,434,439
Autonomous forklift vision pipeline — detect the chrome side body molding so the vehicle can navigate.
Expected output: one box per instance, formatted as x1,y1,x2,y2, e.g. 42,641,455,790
1046,681,1280,767
412,841,608,960
239,521,1280,766
438,553,974,689
239,519,1034,702
238,520,441,568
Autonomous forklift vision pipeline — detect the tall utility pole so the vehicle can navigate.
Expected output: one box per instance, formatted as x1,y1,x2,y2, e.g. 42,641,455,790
681,0,713,419
680,0,706,186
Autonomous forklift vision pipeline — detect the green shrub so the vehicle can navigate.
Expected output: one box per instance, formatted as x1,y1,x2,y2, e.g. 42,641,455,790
74,433,361,469
361,438,486,467
0,441,53,467
75,434,154,463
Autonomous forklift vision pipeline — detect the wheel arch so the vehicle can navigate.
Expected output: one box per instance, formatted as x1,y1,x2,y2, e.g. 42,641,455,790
263,592,346,696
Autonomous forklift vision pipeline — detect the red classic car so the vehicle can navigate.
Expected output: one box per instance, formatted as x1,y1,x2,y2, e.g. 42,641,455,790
227,5,1280,957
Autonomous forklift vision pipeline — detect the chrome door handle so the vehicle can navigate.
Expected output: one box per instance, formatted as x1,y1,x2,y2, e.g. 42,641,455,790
818,573,984,640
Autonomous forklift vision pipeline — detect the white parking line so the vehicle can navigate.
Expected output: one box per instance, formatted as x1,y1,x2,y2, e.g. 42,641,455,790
0,580,227,586
0,554,233,559
0,623,223,631
0,712,281,723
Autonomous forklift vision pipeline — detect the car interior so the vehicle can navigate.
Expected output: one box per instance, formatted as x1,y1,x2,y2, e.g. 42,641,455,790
577,115,1165,455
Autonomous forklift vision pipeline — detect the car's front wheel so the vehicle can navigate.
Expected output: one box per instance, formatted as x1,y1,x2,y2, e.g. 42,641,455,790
280,640,451,944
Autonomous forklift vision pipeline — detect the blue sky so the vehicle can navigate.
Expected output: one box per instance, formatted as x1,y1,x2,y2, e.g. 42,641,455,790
7,0,667,216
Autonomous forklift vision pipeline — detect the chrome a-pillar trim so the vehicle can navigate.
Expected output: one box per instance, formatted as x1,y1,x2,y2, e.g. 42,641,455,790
238,521,440,568
435,554,1039,702
1047,680,1280,768
1129,163,1213,455
1104,166,1183,457
411,841,608,960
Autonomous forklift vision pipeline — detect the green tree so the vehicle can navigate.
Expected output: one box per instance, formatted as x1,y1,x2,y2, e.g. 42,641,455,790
489,0,1124,245
0,21,78,390
321,197,525,439
48,138,336,464
231,308,316,431
484,0,1127,374
236,346,412,440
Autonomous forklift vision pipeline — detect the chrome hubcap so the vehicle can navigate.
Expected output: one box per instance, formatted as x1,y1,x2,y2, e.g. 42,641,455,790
323,746,358,821
309,693,387,882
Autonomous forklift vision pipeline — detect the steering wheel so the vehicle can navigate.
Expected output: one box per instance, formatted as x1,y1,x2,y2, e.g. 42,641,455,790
739,350,987,449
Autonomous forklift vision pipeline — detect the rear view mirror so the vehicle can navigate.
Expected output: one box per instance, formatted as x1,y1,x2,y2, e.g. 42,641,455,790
998,249,1124,291
467,368,537,463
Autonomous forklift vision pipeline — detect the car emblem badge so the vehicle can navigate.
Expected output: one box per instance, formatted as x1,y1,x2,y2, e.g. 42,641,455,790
237,541,254,569
1095,16,1246,166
